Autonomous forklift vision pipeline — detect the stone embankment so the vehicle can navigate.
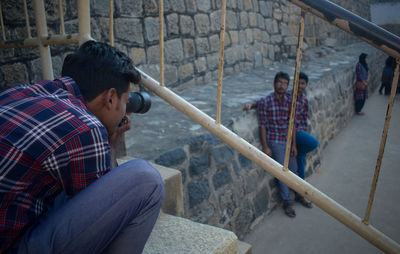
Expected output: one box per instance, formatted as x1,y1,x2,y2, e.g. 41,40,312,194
125,42,385,238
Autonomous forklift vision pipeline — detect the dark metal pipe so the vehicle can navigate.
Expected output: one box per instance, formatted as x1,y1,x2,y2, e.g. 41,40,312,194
288,0,400,59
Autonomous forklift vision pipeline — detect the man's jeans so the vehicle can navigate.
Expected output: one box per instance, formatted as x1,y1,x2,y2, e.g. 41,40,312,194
268,142,299,206
296,131,319,179
17,159,165,254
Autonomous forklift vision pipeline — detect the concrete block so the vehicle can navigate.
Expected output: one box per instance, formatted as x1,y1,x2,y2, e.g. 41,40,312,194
143,213,238,254
238,240,252,254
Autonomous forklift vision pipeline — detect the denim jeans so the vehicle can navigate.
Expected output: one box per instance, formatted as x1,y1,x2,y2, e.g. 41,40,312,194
268,142,299,206
16,159,165,254
296,131,319,179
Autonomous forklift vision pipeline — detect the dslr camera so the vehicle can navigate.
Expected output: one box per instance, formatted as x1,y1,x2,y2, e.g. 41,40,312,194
119,91,151,126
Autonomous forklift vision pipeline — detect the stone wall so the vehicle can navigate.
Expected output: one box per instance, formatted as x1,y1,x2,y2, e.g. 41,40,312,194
153,44,385,239
0,0,372,91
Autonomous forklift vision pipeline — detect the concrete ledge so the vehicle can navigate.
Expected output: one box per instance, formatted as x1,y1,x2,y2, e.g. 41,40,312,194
117,156,184,217
143,212,238,254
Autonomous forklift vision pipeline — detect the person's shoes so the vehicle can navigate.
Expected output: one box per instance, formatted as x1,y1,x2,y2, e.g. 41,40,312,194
283,205,296,217
295,197,313,208
356,112,365,115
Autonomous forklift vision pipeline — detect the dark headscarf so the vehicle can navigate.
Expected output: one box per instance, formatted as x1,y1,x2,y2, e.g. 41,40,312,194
358,53,369,72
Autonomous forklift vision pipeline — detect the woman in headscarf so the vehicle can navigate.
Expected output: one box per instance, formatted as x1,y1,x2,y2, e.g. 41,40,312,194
354,53,369,115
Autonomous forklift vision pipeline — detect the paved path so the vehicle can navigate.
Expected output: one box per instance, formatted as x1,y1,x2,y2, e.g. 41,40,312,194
244,90,400,254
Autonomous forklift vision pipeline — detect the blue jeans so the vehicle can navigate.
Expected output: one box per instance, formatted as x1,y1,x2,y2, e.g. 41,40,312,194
269,142,300,206
16,159,165,254
296,131,319,179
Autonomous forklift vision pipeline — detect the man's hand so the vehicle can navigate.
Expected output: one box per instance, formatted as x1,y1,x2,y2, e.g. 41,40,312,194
263,147,272,157
243,104,252,111
109,115,131,149
291,145,297,157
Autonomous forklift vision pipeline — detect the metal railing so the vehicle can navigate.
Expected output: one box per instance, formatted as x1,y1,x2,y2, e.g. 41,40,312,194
1,0,399,253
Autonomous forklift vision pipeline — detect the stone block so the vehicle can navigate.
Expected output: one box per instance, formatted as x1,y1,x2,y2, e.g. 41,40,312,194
179,63,194,80
169,0,186,12
225,47,239,65
188,181,210,207
284,36,298,46
2,63,28,87
210,11,221,32
230,30,239,44
166,13,179,36
194,14,211,35
213,166,233,190
143,0,158,15
211,146,234,166
115,18,143,45
146,45,160,64
273,8,283,21
271,34,282,44
183,39,195,59
189,152,210,176
195,57,207,73
144,17,160,43
196,37,210,55
239,153,253,168
240,11,249,28
165,39,184,63
249,12,257,27
253,186,269,217
185,0,197,13
155,147,187,167
180,15,195,36
116,0,143,17
131,47,146,66
243,0,253,10
210,34,220,53
226,10,239,29
259,1,273,17
196,0,211,12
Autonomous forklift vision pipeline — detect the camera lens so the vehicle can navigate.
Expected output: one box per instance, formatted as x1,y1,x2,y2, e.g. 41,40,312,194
126,91,151,114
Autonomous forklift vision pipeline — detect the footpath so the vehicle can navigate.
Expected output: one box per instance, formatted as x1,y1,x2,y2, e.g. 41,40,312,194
244,90,400,254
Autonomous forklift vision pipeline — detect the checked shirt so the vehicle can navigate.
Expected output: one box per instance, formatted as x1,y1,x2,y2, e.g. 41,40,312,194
257,92,292,144
0,77,111,252
288,90,309,132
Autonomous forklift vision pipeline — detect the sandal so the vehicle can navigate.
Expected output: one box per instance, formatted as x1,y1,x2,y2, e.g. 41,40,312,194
284,205,296,217
295,197,313,208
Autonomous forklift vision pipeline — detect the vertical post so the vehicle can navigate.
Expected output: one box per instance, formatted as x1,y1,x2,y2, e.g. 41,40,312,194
109,0,114,46
58,0,65,35
0,0,6,41
363,59,400,225
283,11,305,170
33,0,53,80
159,0,164,86
23,0,32,38
216,0,226,125
78,0,91,45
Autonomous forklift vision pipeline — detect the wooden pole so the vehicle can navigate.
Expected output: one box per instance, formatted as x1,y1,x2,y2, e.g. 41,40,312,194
23,0,32,38
77,0,91,45
137,68,400,253
33,0,53,80
159,0,164,86
109,0,114,46
283,11,305,171
363,59,400,225
58,0,65,35
0,0,6,41
0,34,80,48
216,0,226,124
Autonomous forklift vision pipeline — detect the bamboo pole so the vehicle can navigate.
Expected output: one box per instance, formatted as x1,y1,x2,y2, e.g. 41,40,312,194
137,68,400,253
58,0,65,35
159,0,164,86
77,0,91,45
283,11,305,171
0,0,6,41
363,59,400,225
0,34,79,48
216,0,226,125
109,0,114,46
33,0,53,80
23,0,32,38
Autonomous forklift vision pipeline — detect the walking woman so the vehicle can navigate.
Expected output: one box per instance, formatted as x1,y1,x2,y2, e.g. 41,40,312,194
354,53,369,115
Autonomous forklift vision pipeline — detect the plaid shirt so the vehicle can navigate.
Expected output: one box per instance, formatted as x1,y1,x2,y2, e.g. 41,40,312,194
0,77,111,252
257,92,292,144
288,90,309,132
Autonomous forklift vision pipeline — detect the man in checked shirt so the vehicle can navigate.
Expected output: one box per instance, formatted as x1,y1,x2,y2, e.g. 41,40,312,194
244,72,307,218
0,41,164,253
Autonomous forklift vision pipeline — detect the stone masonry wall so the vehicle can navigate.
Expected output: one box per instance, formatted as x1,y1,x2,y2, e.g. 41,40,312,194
153,45,385,239
0,0,372,91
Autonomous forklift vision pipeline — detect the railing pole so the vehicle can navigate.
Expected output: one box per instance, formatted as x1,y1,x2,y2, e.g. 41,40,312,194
363,59,400,225
0,0,5,41
216,0,226,125
33,0,53,80
58,0,65,35
109,0,114,46
159,0,164,87
77,0,91,45
283,10,305,171
23,0,32,38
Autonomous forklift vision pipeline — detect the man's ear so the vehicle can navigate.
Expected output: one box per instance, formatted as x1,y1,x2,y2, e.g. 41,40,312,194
104,88,117,110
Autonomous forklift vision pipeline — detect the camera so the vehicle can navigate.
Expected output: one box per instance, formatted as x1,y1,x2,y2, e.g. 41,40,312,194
126,91,151,114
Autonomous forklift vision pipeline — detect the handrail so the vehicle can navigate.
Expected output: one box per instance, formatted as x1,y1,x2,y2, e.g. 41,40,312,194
288,0,400,58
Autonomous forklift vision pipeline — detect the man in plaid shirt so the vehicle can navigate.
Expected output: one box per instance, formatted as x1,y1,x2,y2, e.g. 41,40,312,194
0,41,164,253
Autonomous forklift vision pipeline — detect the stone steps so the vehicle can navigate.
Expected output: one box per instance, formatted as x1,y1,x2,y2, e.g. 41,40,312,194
117,156,252,254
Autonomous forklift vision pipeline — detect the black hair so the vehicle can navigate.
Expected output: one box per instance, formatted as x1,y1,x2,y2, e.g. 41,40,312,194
358,53,369,72
61,40,141,102
274,71,290,84
299,72,308,83
385,56,396,69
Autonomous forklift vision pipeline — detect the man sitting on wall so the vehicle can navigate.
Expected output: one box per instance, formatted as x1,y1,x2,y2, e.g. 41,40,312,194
0,40,164,253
